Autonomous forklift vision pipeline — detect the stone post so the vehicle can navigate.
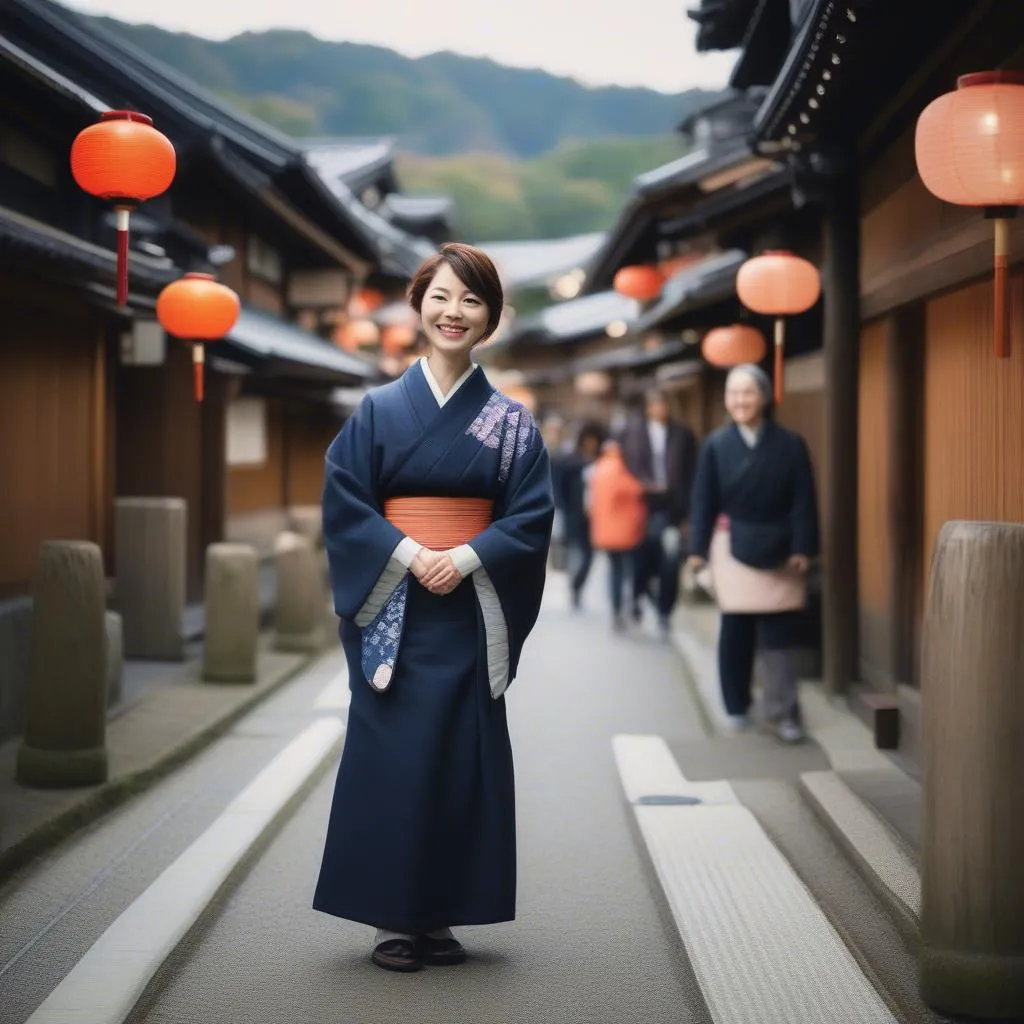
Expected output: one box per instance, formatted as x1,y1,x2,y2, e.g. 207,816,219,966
202,543,260,683
115,497,187,660
105,611,124,707
17,541,108,787
919,521,1024,1018
274,531,323,653
288,505,323,549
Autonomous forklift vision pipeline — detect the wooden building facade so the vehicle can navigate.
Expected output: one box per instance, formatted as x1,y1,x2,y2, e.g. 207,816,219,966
0,0,417,602
688,0,1024,768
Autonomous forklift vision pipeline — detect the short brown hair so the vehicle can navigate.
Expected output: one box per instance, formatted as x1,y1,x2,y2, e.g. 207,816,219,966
407,243,504,340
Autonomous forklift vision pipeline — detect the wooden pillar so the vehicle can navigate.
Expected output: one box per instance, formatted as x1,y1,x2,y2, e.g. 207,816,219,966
821,164,860,693
920,521,1024,1017
885,304,924,686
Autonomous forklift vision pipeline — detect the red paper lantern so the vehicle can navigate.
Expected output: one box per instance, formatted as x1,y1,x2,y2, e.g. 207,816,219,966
701,325,767,368
349,287,385,317
156,273,240,402
613,265,665,302
380,323,417,356
916,71,1024,358
333,319,380,352
71,111,176,306
736,251,821,404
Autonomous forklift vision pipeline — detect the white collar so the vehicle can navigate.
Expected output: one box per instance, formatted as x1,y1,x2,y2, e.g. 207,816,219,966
419,356,477,408
738,422,762,448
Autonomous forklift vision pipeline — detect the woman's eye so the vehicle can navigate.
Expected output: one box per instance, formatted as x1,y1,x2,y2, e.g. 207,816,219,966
464,298,480,306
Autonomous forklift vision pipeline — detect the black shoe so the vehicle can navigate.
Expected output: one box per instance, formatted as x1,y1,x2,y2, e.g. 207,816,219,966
372,938,423,972
419,934,467,966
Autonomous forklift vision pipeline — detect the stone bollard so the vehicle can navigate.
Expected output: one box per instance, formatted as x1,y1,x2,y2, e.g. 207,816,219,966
202,543,260,683
115,497,187,661
17,541,108,788
919,521,1024,1018
288,505,323,549
274,531,324,653
105,611,124,707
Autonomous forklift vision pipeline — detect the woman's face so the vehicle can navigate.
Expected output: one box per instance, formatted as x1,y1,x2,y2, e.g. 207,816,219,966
421,262,490,356
724,372,765,427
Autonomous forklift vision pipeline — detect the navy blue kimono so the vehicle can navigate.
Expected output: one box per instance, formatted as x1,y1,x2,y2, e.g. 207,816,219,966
688,420,819,567
313,361,554,933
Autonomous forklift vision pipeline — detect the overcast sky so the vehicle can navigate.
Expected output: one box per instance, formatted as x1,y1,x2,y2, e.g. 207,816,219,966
63,0,737,94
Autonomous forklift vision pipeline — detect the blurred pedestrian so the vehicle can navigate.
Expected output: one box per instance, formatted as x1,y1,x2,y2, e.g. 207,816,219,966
543,414,569,571
686,364,819,744
587,440,647,631
557,421,605,609
619,388,698,636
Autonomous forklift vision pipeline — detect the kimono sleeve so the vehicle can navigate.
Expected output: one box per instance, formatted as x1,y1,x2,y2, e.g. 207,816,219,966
688,438,720,560
788,434,820,558
322,395,407,623
469,415,554,688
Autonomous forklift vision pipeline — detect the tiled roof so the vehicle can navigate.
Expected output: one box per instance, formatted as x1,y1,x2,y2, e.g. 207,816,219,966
225,307,379,382
478,233,605,291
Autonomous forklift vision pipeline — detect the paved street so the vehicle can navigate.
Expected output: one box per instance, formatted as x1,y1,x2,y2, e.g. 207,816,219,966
0,567,940,1024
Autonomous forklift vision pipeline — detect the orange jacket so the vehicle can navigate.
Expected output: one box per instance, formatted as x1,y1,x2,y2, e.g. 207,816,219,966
588,449,647,552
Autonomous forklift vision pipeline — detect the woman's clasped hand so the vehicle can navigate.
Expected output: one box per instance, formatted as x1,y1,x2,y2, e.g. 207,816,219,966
411,548,463,595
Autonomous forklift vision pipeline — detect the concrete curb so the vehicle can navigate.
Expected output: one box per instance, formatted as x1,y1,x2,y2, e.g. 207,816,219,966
25,718,345,1024
668,618,727,737
799,771,921,952
0,646,326,883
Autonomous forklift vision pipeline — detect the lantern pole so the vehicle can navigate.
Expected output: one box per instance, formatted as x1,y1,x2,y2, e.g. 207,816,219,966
193,343,206,403
114,206,132,306
773,318,785,405
990,209,1015,358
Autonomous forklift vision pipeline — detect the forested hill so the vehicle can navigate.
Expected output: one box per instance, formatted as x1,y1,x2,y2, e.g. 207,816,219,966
93,16,714,240
93,17,715,158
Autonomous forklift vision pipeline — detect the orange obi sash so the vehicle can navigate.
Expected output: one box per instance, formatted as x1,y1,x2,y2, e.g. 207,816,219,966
384,496,493,550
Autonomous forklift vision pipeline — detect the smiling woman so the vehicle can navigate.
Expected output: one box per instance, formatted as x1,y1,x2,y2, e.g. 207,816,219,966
313,242,554,973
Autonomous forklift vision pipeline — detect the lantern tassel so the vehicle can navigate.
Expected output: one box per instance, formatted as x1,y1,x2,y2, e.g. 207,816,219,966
115,207,130,306
773,319,785,405
994,218,1011,358
193,343,204,403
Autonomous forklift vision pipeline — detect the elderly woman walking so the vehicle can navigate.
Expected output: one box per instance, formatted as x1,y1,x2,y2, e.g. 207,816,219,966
687,364,819,743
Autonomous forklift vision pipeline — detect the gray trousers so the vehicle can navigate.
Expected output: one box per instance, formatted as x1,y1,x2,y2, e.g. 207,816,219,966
718,612,799,721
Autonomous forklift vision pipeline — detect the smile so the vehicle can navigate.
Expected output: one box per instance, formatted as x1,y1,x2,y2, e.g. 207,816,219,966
436,324,469,338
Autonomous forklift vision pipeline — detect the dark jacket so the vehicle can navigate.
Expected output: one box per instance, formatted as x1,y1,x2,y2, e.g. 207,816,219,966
688,421,819,568
556,453,594,545
618,414,699,524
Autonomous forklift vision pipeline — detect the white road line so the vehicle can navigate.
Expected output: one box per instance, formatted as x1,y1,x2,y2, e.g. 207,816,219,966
612,734,899,1024
26,717,345,1024
612,734,738,805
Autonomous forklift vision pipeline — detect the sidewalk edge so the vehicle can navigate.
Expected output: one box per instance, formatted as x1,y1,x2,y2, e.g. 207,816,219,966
0,648,326,883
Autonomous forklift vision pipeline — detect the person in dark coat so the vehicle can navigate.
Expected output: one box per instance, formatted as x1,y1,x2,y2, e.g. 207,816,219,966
618,388,699,635
686,363,819,744
556,422,605,608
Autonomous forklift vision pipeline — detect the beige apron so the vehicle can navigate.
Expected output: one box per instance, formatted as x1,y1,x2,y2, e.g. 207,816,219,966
700,517,806,614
